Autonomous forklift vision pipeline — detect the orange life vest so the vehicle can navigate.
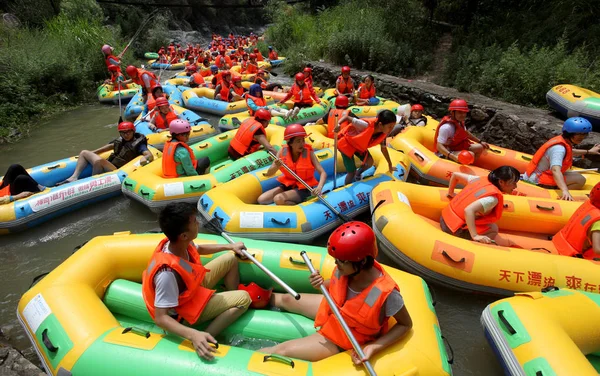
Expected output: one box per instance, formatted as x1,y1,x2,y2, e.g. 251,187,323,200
0,184,10,197
358,83,375,99
254,76,267,89
215,55,232,69
305,76,314,88
246,62,258,74
336,75,354,94
256,52,264,62
229,119,265,156
289,84,314,105
326,109,350,138
142,238,214,324
268,51,278,60
338,118,387,157
189,73,205,87
314,261,398,350
132,69,159,90
240,60,249,73
162,141,198,178
200,67,212,77
105,54,120,68
433,115,471,152
525,135,573,186
219,81,232,102
441,178,504,233
232,84,246,97
246,95,267,116
552,200,600,259
153,110,178,130
277,144,318,189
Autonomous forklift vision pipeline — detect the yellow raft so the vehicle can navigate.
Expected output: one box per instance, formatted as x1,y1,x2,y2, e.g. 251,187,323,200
482,287,600,375
369,180,600,295
97,82,140,104
546,84,600,129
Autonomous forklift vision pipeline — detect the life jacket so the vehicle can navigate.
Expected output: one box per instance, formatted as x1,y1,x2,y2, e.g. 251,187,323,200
277,144,318,189
409,116,428,126
357,83,376,99
240,60,249,73
142,238,214,324
256,52,264,62
552,200,600,259
246,95,267,116
326,109,350,138
0,184,10,197
232,84,246,97
162,141,198,178
132,69,159,90
441,177,504,233
200,67,212,77
336,76,354,94
229,118,265,156
433,115,470,152
108,133,147,169
289,84,314,105
304,76,314,88
219,81,232,102
153,110,178,130
268,51,278,60
338,118,387,157
524,135,573,186
314,261,398,350
105,54,120,68
254,76,267,89
189,73,205,88
159,54,168,64
246,62,258,74
215,55,231,69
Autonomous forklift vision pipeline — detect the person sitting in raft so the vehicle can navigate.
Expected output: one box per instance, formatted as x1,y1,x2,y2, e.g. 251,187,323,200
389,104,428,138
231,76,248,99
355,75,379,106
552,182,600,260
148,97,178,132
124,65,159,103
105,64,125,87
434,99,489,164
303,66,314,88
199,59,212,77
315,95,356,138
407,104,427,126
162,120,211,177
258,124,326,206
268,45,278,61
215,48,232,70
101,44,120,71
187,65,206,88
442,166,521,245
260,222,412,363
246,53,259,74
253,48,264,62
142,202,251,361
56,122,153,185
335,109,397,186
522,117,600,201
240,53,249,73
214,71,236,102
227,109,278,161
334,66,355,97
278,72,322,118
246,84,292,119
0,164,45,205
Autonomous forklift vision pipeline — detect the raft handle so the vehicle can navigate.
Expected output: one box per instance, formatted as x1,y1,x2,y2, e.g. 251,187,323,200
271,217,291,226
189,184,205,190
572,93,581,98
535,204,555,211
489,148,501,154
122,327,150,339
541,286,559,293
442,335,454,364
414,152,425,162
531,247,552,253
288,256,308,265
497,310,517,335
199,199,208,210
198,143,209,149
123,182,133,187
317,153,327,160
29,272,50,289
42,329,59,352
47,164,60,170
441,250,466,264
263,354,295,369
192,128,204,133
520,155,532,161
218,135,229,140
140,189,150,196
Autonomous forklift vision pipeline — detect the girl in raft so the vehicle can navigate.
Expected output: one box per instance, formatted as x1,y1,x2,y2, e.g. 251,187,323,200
245,84,294,119
260,221,413,364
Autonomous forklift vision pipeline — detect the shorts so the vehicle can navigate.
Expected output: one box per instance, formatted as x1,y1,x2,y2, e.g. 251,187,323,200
280,184,312,201
293,102,313,109
439,216,492,239
341,151,368,173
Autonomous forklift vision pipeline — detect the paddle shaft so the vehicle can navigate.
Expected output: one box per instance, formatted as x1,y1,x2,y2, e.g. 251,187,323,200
333,114,339,190
570,168,598,173
300,251,377,376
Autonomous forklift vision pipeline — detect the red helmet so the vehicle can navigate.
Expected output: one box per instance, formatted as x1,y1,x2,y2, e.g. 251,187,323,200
335,95,349,108
254,48,259,53
295,72,305,82
187,64,197,72
411,104,424,112
257,69,266,75
108,64,119,72
590,182,600,208
155,97,169,107
284,124,307,140
232,76,242,82
126,65,138,77
457,150,475,165
341,66,351,74
118,121,135,132
222,70,231,77
449,99,469,112
237,282,272,309
255,108,272,121
304,67,313,73
327,222,377,261
150,83,162,93
249,53,257,59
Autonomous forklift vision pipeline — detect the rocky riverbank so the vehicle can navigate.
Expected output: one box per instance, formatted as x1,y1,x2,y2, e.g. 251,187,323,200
0,330,43,376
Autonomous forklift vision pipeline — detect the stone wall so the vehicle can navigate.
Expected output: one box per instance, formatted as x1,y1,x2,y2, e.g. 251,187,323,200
0,331,43,376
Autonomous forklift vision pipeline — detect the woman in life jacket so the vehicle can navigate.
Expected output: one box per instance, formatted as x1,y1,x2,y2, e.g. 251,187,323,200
0,164,45,205
245,84,292,119
148,97,178,132
56,122,153,186
355,75,379,106
260,222,412,363
278,72,322,119
522,117,600,201
442,165,521,244
231,76,248,100
162,120,210,178
258,124,327,206
214,71,235,102
335,66,355,97
147,84,169,113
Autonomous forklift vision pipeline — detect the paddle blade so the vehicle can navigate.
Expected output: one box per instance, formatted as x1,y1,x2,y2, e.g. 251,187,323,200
201,216,225,235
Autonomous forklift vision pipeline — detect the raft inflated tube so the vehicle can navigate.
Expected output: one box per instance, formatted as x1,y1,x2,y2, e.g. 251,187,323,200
268,56,286,67
321,88,400,117
18,232,452,376
481,288,600,375
97,83,140,104
149,60,186,70
546,84,600,129
124,84,184,121
144,52,159,60
181,87,276,116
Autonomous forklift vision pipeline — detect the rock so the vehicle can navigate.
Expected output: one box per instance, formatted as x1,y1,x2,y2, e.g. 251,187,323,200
0,331,44,376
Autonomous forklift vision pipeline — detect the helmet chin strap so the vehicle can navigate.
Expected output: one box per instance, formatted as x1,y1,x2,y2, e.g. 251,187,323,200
348,259,367,278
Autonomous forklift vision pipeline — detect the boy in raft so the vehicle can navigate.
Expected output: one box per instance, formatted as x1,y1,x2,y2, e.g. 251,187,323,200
57,122,153,185
260,221,412,363
522,117,600,201
246,53,259,74
442,166,521,244
334,66,355,97
0,165,45,204
124,65,159,103
435,99,489,164
258,124,327,206
214,71,239,102
227,109,278,161
142,202,251,361
553,182,600,260
253,48,264,62
162,120,211,177
105,64,125,88
314,95,356,138
245,84,293,119
278,72,322,118
215,48,232,70
148,97,177,132
335,109,397,186
355,75,379,106
187,65,206,88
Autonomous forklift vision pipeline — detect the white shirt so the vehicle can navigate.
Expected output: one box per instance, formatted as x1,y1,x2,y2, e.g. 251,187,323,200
522,144,566,184
154,241,192,310
436,122,456,145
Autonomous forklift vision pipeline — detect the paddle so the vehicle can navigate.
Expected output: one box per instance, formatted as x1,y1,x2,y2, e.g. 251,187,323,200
570,168,598,174
203,217,301,300
333,114,339,190
267,150,352,222
117,80,123,123
299,251,377,376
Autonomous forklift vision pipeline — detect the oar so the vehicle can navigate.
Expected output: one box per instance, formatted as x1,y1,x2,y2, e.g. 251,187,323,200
203,217,301,300
570,168,598,174
299,251,377,376
267,150,351,222
333,113,339,190
117,80,123,123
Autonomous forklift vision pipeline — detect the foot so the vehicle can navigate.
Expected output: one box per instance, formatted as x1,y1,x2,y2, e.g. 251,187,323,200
55,177,76,187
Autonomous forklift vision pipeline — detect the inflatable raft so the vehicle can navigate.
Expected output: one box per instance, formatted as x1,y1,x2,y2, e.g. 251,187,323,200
369,180,600,295
149,59,186,70
124,84,184,121
97,83,140,104
181,87,276,116
268,56,286,67
198,146,408,243
0,148,161,235
321,88,400,116
18,232,452,376
482,287,600,375
391,122,600,201
144,52,159,60
122,126,285,212
546,84,600,130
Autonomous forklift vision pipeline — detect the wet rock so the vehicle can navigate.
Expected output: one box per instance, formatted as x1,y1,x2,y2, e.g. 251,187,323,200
0,331,44,376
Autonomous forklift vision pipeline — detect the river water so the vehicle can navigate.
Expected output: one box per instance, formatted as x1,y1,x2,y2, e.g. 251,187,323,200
0,84,502,375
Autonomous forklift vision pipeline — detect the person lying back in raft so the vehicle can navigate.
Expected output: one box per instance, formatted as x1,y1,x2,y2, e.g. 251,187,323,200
355,75,379,106
314,95,356,138
442,166,521,245
148,97,177,132
434,99,489,164
334,66,355,98
227,109,278,161
142,202,251,361
246,84,293,119
56,122,153,185
278,72,322,119
0,164,46,204
258,124,326,206
162,120,211,177
260,222,412,363
522,117,600,201
335,109,397,186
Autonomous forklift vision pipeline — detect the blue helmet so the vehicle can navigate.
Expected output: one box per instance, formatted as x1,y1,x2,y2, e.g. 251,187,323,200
563,117,592,133
249,83,263,97
268,46,273,49
210,65,218,72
